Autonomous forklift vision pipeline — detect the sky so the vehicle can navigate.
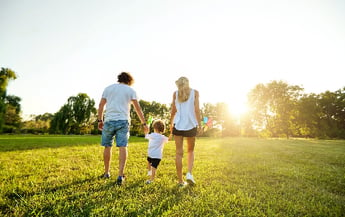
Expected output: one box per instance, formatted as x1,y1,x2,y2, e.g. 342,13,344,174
1,0,345,119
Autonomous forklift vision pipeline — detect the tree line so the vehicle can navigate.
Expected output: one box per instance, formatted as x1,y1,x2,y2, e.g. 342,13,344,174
244,81,345,139
1,68,344,138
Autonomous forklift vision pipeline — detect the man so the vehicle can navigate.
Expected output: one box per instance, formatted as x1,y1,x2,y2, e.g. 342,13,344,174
98,72,148,185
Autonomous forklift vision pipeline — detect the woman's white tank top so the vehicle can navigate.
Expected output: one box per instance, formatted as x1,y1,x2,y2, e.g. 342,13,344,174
173,89,198,130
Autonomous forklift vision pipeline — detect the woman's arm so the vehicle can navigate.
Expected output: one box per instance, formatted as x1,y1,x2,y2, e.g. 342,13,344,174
194,90,201,126
170,92,177,134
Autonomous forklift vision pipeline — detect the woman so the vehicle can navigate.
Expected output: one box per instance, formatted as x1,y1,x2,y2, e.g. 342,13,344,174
170,76,201,186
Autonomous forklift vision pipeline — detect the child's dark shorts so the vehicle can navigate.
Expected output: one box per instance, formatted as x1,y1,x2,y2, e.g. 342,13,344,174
147,157,161,169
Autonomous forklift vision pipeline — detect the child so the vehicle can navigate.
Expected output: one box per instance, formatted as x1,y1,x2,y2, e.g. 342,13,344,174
145,119,169,184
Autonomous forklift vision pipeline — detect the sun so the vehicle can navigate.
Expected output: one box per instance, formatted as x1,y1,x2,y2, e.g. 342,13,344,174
227,101,248,118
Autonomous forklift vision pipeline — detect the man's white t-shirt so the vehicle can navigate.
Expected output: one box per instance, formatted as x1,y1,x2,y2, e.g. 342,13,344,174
145,133,168,159
102,83,137,122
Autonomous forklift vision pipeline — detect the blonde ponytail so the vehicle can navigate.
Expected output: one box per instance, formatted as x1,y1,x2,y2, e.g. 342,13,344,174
175,77,191,102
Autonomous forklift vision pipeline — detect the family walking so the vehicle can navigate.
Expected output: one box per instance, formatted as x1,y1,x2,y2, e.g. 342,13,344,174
97,72,200,187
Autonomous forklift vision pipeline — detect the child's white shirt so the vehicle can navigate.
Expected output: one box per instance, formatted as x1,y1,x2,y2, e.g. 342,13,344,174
145,132,168,159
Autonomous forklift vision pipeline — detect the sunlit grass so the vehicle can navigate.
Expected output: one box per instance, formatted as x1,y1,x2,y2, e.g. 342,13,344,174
0,136,344,216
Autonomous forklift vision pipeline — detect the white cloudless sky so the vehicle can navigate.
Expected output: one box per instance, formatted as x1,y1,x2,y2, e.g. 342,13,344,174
1,0,345,118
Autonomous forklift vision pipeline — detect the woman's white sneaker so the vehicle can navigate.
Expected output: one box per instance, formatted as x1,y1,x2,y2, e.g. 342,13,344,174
186,172,196,185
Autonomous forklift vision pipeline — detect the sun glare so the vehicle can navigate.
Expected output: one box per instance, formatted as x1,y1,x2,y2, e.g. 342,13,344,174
228,101,248,118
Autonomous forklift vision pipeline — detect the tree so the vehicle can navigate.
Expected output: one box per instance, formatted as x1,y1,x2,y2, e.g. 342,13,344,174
318,90,344,138
0,68,17,93
248,81,303,138
239,112,257,137
296,93,321,138
247,83,270,134
50,93,96,134
0,68,18,133
22,113,54,134
200,102,239,137
130,100,170,136
3,95,22,133
216,103,239,136
334,87,345,138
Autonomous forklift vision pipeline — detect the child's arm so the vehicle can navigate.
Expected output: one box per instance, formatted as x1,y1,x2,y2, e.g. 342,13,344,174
144,127,149,135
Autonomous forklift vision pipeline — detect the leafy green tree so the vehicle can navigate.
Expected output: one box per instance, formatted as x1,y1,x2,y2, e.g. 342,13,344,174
3,95,22,133
296,93,321,138
5,95,21,114
130,100,170,135
22,113,54,134
50,105,71,134
35,113,54,122
248,81,303,138
247,83,270,133
334,87,345,138
0,68,18,132
67,93,97,133
318,90,345,138
50,93,96,134
201,103,217,121
0,68,17,93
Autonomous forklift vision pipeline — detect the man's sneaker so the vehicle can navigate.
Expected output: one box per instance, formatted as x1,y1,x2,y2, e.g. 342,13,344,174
186,172,196,185
101,173,111,179
178,181,187,188
116,176,125,186
147,170,152,176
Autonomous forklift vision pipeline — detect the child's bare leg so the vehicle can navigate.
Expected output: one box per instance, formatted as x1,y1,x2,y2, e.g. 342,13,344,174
147,161,151,171
150,167,157,181
147,161,152,176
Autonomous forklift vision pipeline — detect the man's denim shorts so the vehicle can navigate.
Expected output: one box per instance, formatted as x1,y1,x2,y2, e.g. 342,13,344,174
101,120,129,147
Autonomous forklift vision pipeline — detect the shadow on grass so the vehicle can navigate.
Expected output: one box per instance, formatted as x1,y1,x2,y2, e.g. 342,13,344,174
2,174,194,217
2,176,111,216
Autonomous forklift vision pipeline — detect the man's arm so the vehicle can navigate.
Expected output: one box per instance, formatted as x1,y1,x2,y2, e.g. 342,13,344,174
132,99,148,134
97,98,106,130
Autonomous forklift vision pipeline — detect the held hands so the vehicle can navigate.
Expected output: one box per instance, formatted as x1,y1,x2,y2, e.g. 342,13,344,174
197,125,203,136
169,126,173,140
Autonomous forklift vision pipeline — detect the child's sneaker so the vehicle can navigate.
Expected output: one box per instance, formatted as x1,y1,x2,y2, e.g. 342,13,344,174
178,181,187,188
186,172,196,185
146,180,153,184
116,176,125,186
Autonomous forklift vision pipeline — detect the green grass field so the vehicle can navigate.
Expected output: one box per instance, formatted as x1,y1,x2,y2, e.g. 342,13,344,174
0,135,344,217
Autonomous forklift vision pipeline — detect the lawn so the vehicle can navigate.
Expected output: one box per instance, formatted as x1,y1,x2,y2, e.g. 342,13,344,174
0,135,344,216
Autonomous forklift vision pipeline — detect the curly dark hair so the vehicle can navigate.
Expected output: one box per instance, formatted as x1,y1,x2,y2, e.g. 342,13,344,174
117,72,134,85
